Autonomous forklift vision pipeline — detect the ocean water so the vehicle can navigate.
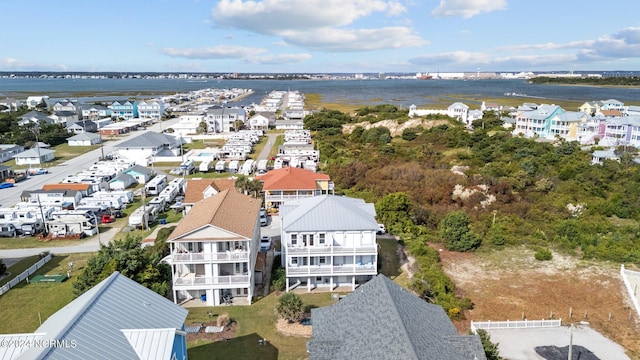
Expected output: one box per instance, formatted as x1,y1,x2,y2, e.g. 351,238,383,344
1,78,639,108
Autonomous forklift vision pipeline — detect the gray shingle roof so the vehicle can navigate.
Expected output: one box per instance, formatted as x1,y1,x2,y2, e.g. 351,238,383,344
280,195,378,232
17,271,187,359
307,274,486,360
67,132,101,141
114,132,179,149
125,165,154,176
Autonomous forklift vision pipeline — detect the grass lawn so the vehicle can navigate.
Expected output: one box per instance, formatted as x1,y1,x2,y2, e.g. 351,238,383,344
187,292,337,360
0,255,41,286
0,236,89,250
0,252,95,334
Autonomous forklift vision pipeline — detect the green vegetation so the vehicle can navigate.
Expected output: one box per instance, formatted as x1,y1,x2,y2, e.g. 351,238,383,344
534,247,553,261
0,253,95,334
187,292,336,360
530,76,640,87
275,292,305,323
0,255,40,286
476,329,503,360
304,104,640,319
73,235,171,297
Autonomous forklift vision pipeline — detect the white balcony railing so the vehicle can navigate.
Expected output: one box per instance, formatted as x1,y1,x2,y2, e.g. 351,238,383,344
171,251,249,263
173,275,250,287
286,246,377,255
287,264,376,275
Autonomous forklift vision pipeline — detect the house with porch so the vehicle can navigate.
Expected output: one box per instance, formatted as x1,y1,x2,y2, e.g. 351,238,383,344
109,100,138,120
248,114,270,131
67,120,98,134
280,195,379,292
307,274,486,360
138,99,165,120
256,167,333,209
204,106,246,133
166,189,261,306
81,104,111,120
1,271,189,360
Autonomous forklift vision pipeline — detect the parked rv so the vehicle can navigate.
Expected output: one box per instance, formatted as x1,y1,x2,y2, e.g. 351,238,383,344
240,159,256,175
215,160,227,173
256,159,269,174
159,185,179,204
148,197,167,212
199,160,213,173
180,159,195,175
228,160,239,173
47,216,97,237
128,206,158,228
145,175,167,196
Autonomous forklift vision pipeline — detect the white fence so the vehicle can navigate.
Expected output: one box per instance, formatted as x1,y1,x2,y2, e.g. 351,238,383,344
470,319,562,333
620,264,640,318
0,253,52,297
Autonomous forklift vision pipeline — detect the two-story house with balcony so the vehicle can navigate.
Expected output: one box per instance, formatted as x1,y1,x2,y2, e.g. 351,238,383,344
138,99,165,120
205,106,246,133
256,167,333,209
513,104,565,139
81,104,112,120
109,100,138,120
280,195,379,292
182,178,236,214
167,189,261,306
599,116,640,147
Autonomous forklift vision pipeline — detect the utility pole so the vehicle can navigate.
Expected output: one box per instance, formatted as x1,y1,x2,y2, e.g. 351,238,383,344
36,194,47,237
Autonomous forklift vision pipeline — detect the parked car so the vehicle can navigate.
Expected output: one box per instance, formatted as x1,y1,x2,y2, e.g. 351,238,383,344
27,167,49,175
377,223,386,235
0,182,15,189
259,209,268,226
101,214,114,224
260,236,272,251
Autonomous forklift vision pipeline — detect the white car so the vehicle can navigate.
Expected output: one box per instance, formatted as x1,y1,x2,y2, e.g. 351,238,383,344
377,223,386,235
260,236,272,251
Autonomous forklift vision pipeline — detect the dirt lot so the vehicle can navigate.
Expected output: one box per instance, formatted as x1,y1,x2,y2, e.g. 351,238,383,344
432,246,640,359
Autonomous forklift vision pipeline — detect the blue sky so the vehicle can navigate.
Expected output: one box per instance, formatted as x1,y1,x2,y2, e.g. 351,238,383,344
2,0,640,73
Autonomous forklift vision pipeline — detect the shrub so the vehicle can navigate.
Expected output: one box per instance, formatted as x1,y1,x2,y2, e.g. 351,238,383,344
534,247,553,261
0,259,6,276
276,292,304,323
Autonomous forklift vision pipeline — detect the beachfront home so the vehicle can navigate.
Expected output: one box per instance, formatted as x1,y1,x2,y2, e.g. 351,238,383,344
109,100,138,120
281,195,379,292
256,167,333,209
167,189,261,306
67,120,98,134
81,104,112,120
168,115,205,136
138,99,165,120
0,271,188,360
124,164,155,184
25,95,50,110
50,110,78,124
204,106,246,133
67,132,102,146
52,99,79,114
248,114,269,131
17,110,54,126
307,274,486,360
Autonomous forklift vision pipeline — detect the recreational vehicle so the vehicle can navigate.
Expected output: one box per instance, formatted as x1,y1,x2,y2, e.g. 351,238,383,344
128,206,158,228
199,160,213,173
228,160,240,174
148,197,167,212
256,159,269,174
240,159,256,175
180,159,195,175
145,175,167,196
215,160,226,173
47,216,97,237
159,185,179,204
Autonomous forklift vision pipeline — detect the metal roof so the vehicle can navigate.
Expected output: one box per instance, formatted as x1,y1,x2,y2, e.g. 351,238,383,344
114,132,179,149
16,271,187,360
121,328,182,360
281,195,378,232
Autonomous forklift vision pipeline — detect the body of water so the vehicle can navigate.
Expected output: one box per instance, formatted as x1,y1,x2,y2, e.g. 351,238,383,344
1,78,639,108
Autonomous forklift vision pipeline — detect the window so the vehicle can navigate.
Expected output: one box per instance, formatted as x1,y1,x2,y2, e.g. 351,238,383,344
291,257,298,265
319,257,326,264
291,234,297,246
319,233,325,245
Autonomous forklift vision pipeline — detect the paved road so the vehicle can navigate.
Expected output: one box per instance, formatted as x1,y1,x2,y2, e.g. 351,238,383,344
0,118,182,260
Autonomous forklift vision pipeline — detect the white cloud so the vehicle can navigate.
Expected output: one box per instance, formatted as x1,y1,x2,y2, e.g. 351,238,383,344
210,0,421,52
246,53,312,65
161,45,266,59
281,27,427,52
431,0,507,18
212,0,397,32
0,57,67,71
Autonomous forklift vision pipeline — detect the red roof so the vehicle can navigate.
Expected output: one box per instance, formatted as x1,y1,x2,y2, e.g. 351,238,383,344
42,183,90,191
256,167,330,191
